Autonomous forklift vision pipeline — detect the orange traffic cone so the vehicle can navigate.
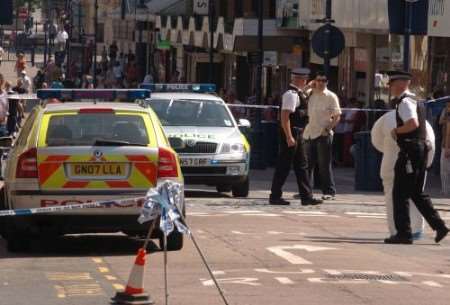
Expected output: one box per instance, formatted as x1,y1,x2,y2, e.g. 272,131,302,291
111,248,154,305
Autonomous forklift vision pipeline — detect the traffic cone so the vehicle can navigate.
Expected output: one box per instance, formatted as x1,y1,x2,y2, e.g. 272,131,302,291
111,248,154,305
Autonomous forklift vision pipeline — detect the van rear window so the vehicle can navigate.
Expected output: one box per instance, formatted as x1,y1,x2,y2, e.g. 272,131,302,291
45,113,149,146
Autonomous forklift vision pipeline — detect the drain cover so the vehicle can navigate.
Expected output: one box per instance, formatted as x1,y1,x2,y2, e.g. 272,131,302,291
326,273,409,282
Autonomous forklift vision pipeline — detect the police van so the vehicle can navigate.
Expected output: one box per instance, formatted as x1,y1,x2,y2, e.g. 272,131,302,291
142,84,251,197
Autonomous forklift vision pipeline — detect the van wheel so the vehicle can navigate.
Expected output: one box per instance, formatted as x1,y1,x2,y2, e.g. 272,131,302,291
232,177,249,198
216,185,231,193
159,230,183,251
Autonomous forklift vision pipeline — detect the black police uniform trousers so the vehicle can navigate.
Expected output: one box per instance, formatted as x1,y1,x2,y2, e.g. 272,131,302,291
393,141,446,237
270,128,313,201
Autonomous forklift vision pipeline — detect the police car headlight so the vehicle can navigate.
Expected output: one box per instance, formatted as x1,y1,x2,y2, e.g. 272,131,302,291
221,143,245,154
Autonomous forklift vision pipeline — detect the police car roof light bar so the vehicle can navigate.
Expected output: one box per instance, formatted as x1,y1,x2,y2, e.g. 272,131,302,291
37,89,151,100
139,83,217,93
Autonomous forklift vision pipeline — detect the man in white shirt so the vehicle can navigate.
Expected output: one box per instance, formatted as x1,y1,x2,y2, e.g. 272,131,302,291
303,71,342,200
20,71,32,93
386,70,448,244
56,28,69,51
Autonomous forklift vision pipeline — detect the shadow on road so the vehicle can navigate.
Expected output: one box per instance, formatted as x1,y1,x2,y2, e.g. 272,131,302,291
299,235,436,246
0,234,160,258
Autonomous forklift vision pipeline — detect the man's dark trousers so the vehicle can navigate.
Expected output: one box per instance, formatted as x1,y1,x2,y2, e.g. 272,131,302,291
305,135,336,196
270,129,313,201
393,141,446,237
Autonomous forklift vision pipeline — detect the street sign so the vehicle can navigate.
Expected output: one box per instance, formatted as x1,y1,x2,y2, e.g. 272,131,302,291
194,0,209,15
18,7,28,19
311,24,345,59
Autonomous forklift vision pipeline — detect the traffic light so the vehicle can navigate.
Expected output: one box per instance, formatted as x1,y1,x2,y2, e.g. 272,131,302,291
0,0,13,25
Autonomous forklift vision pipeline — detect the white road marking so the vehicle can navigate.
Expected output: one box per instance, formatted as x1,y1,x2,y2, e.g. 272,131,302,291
296,214,341,218
356,216,386,219
224,210,262,214
231,230,250,235
345,212,386,216
197,229,206,234
255,268,315,274
242,213,281,217
267,244,336,265
202,278,261,287
422,281,443,288
212,271,226,275
283,211,329,215
308,278,369,284
394,271,450,279
267,231,305,236
275,277,295,285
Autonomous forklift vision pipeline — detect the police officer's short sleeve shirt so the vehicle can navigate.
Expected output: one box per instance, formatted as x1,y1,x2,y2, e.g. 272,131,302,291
398,97,418,123
281,90,299,113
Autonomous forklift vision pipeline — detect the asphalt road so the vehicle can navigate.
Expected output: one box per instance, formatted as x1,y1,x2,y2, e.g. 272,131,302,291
1,175,449,305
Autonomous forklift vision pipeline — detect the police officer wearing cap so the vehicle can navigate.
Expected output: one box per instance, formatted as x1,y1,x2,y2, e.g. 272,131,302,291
269,68,322,206
385,70,449,244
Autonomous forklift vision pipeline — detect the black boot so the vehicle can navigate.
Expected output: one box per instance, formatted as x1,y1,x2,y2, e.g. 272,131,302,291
384,235,413,244
435,227,449,243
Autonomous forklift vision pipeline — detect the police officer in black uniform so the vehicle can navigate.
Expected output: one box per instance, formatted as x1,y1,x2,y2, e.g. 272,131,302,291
385,70,449,244
269,68,322,206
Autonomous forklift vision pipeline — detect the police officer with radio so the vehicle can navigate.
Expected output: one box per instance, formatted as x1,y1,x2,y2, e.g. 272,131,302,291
269,68,322,206
385,71,449,244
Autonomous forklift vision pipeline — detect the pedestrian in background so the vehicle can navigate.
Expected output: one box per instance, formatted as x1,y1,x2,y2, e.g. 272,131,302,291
303,71,342,200
386,70,448,244
0,74,8,136
0,45,4,67
269,68,322,206
15,53,27,77
439,104,450,195
20,71,32,93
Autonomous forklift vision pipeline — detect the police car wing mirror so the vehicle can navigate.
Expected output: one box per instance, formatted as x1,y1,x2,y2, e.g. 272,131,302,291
168,137,185,150
238,119,251,128
0,137,13,148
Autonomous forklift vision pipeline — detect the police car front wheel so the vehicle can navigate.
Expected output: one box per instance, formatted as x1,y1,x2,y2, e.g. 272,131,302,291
232,177,249,198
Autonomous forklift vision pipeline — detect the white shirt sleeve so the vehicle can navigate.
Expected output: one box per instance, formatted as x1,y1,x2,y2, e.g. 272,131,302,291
281,91,298,113
328,91,342,115
398,98,418,122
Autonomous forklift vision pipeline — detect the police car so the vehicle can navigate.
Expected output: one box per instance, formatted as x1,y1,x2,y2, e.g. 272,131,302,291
0,89,185,252
142,84,251,197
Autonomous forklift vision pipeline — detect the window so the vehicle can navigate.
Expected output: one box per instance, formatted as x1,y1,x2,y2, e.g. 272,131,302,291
149,99,235,128
45,113,149,146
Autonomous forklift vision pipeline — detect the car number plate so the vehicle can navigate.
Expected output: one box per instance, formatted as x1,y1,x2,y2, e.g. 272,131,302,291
69,163,128,178
180,158,210,167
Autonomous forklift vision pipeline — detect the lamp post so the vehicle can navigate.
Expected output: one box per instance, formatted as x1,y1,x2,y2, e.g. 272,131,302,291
208,0,214,83
403,0,418,71
324,0,332,77
93,0,98,87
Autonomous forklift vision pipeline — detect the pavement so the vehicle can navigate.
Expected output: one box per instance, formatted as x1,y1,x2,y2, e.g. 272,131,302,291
0,168,449,305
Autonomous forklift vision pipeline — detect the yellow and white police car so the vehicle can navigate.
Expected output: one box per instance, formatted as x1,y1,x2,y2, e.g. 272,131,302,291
0,89,185,252
142,84,251,197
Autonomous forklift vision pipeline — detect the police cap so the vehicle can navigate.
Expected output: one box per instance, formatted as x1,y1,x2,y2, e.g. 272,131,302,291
291,68,311,77
386,70,412,82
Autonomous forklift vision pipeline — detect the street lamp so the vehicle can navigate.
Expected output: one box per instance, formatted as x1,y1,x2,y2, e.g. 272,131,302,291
403,0,418,71
93,0,98,87
208,0,214,83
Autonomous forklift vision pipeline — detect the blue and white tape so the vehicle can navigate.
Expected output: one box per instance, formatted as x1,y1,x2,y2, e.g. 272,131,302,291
0,197,145,217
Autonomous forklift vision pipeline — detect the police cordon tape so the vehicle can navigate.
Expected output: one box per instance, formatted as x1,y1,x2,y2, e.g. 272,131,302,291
226,96,450,113
0,197,145,217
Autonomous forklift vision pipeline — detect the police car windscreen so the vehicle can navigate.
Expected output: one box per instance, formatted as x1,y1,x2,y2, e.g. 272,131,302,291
45,113,150,146
149,99,234,127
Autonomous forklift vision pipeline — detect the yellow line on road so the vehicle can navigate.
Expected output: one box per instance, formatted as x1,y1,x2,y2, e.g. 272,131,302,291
105,275,118,281
98,267,110,273
113,283,125,291
92,258,104,264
